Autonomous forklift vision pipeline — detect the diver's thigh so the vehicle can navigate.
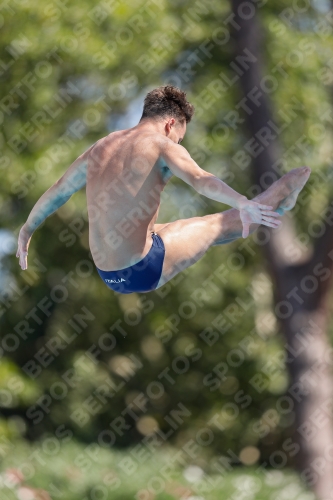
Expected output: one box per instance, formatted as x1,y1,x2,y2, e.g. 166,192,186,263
155,215,219,287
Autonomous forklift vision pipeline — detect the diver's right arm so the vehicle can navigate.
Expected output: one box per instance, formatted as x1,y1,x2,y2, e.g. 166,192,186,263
161,139,248,209
160,139,280,238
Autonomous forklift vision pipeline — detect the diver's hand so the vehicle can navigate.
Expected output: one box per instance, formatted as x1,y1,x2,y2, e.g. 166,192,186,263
238,198,281,238
16,225,32,270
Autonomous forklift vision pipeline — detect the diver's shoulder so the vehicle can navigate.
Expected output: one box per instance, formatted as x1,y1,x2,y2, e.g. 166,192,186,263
153,133,181,151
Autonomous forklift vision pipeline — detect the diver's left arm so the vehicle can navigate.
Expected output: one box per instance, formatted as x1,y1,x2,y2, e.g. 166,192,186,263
16,142,97,270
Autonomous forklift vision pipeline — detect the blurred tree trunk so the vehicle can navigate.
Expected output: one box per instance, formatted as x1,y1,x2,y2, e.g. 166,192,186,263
230,1,333,498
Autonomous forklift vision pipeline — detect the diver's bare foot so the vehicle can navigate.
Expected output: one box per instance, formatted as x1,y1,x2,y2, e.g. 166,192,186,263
210,166,311,244
275,166,311,214
252,167,311,215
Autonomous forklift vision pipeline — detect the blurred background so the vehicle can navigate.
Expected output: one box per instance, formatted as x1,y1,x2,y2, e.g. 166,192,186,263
1,0,333,499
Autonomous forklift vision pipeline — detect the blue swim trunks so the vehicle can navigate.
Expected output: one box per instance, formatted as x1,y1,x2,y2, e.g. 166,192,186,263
95,232,165,294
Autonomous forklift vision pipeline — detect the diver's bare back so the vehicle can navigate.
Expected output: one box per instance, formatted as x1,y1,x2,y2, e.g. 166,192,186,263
86,128,170,271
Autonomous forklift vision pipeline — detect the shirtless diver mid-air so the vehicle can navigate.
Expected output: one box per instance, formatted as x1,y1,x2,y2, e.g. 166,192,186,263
16,85,311,294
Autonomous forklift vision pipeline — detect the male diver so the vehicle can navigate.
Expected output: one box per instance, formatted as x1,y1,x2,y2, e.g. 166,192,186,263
16,86,311,294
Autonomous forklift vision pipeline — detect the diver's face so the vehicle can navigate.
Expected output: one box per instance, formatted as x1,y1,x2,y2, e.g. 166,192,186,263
166,118,186,144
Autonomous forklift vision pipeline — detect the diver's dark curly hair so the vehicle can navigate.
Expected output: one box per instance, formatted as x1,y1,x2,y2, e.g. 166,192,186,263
140,85,195,124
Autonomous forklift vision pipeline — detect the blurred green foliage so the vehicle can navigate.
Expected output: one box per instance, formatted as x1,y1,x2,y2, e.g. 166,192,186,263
0,437,315,499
